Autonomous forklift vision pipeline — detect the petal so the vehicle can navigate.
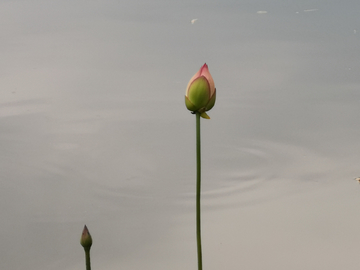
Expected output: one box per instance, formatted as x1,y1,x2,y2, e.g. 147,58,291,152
199,63,215,96
185,67,202,96
200,112,210,119
205,88,216,111
185,96,198,111
187,76,210,110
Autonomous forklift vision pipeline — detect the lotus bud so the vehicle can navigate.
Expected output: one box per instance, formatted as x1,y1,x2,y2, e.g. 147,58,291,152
80,225,92,251
185,63,216,119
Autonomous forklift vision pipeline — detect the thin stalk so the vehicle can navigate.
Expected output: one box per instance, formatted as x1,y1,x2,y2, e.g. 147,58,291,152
196,112,203,270
84,248,91,270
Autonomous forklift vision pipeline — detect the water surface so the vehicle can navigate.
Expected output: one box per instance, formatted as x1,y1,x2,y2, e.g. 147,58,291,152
1,1,360,269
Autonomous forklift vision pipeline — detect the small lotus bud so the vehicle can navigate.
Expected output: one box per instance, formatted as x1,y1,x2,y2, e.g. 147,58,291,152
80,225,92,250
185,63,216,119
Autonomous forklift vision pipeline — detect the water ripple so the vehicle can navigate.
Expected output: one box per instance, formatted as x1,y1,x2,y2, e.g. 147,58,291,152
182,138,340,210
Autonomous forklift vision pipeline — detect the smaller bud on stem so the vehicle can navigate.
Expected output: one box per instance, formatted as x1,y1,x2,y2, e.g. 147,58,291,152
81,225,92,250
80,225,92,270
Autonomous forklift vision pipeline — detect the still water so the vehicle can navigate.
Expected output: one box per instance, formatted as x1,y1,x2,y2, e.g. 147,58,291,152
1,0,360,269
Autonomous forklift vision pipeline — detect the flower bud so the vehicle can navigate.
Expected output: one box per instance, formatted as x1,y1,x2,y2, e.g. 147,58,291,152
80,225,92,250
185,63,216,119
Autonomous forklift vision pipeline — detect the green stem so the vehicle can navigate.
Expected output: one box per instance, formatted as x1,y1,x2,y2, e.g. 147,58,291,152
196,112,203,270
84,248,91,270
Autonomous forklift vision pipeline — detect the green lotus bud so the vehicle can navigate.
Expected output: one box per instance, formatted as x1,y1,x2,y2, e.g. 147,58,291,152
185,63,216,119
80,225,92,251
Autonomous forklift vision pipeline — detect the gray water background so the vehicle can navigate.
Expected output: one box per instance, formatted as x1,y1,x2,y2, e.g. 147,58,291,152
1,0,360,269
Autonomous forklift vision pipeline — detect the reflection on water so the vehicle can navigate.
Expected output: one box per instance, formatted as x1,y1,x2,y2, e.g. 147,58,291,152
1,0,360,270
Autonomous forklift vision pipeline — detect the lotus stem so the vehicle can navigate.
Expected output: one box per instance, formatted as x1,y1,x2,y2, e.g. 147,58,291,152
196,112,203,270
84,248,91,270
